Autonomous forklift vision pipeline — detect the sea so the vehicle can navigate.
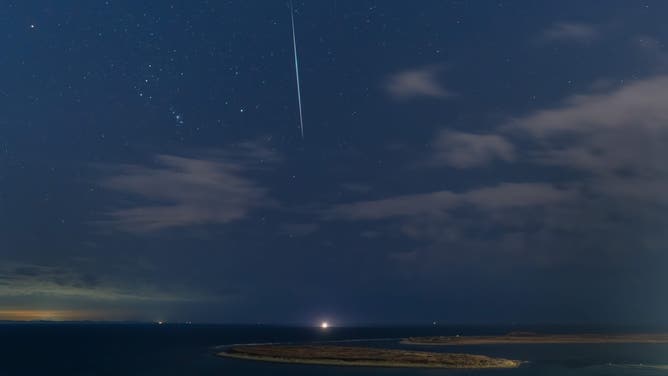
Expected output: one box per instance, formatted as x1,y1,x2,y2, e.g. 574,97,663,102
1,324,667,375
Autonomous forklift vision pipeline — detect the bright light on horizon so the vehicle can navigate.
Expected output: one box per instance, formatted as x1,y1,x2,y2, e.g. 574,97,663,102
320,321,329,329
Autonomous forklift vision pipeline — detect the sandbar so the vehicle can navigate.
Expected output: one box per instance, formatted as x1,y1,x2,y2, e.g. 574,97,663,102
218,344,521,368
403,333,668,346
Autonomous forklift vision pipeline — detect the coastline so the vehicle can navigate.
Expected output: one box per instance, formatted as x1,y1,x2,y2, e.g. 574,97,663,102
403,333,668,346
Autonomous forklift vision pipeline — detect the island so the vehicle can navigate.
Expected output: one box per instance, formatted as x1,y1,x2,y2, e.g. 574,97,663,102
403,333,668,346
218,344,521,368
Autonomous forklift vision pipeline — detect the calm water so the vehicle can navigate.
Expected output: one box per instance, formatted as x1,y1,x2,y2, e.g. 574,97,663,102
1,324,667,375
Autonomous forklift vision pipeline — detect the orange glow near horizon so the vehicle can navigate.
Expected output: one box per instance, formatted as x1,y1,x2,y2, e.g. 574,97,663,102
0,309,127,321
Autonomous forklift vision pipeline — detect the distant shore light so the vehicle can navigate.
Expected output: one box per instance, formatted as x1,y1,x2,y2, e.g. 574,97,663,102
321,321,329,329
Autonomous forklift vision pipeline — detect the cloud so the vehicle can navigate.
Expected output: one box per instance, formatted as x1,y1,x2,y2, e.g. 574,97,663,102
328,75,668,272
99,144,278,233
540,22,600,43
384,66,454,99
0,261,220,321
431,131,515,168
327,182,574,220
532,76,667,213
506,75,668,204
465,183,576,209
508,76,668,138
327,190,459,220
0,263,198,302
0,309,129,321
326,181,586,270
634,35,668,69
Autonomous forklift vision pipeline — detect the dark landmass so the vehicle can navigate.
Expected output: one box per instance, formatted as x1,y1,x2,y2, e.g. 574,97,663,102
403,333,668,346
218,345,521,368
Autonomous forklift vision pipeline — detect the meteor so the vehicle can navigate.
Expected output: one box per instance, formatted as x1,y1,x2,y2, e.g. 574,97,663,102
289,0,305,138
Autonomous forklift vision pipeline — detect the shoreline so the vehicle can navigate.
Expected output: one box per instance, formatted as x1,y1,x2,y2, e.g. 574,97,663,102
403,333,668,346
217,345,522,369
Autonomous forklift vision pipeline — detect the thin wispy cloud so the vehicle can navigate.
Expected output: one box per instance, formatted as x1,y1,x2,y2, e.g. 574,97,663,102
431,131,515,168
384,65,454,99
327,182,574,220
540,22,600,43
325,181,582,269
0,263,200,302
99,144,278,233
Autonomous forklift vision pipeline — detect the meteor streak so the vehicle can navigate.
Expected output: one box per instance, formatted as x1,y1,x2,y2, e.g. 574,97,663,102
289,0,304,138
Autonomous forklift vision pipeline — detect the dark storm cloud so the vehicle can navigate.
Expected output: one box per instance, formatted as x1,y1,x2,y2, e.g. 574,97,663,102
99,143,279,233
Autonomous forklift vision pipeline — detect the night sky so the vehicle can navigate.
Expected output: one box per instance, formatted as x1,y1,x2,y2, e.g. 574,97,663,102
2,0,668,325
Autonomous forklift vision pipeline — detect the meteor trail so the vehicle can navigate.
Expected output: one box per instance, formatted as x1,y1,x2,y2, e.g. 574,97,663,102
289,0,304,138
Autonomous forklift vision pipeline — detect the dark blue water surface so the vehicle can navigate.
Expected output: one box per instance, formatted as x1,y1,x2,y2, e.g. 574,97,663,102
1,324,667,375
